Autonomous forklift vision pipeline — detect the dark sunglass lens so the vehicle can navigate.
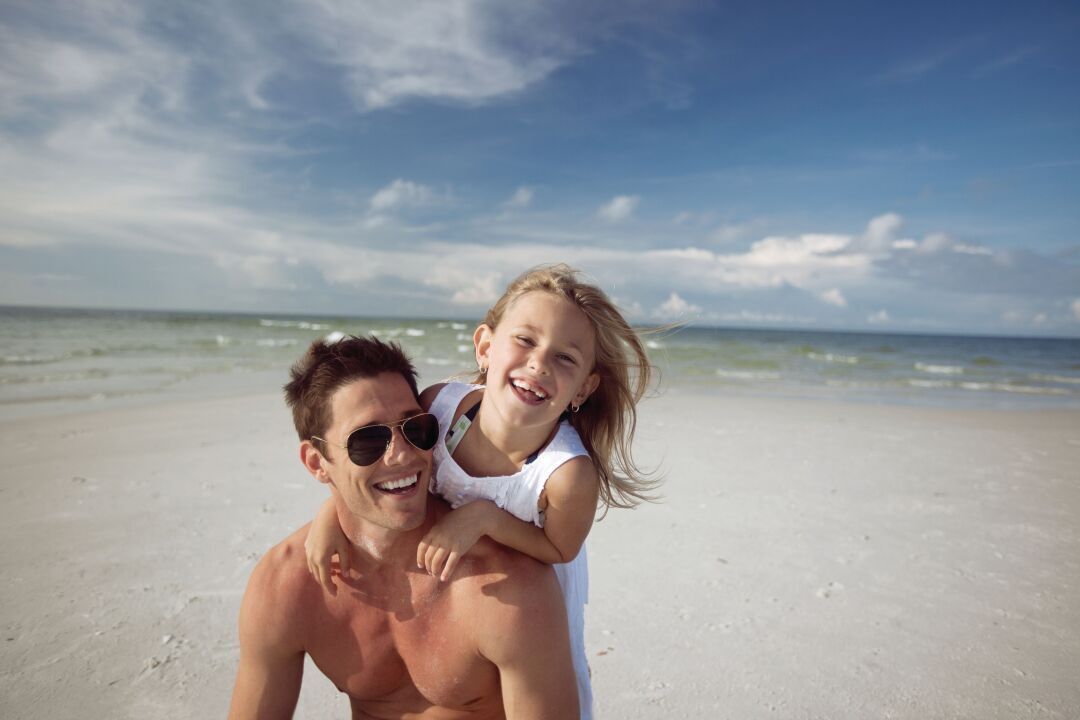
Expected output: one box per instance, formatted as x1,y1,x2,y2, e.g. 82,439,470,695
402,414,439,450
346,425,392,466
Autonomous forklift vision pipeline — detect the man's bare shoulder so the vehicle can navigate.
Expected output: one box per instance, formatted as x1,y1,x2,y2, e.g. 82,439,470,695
241,525,321,642
448,537,570,675
452,535,563,624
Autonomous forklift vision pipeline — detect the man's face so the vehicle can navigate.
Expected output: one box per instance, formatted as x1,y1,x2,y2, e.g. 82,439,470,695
316,372,433,533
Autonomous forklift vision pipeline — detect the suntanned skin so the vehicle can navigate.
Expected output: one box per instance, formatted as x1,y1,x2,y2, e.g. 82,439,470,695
228,373,578,719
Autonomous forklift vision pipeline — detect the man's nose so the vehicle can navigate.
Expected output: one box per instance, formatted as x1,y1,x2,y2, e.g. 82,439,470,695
383,426,415,465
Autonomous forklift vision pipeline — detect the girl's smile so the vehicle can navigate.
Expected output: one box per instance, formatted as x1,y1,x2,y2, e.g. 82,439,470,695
476,291,600,424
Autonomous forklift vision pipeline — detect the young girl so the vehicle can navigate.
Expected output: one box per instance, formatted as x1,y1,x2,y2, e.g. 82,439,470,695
305,264,657,719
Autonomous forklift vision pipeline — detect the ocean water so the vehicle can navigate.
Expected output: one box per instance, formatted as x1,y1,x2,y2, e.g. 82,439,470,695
1,306,1078,417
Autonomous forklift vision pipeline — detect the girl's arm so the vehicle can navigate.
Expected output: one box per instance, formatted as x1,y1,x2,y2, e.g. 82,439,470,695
418,456,599,581
303,498,352,595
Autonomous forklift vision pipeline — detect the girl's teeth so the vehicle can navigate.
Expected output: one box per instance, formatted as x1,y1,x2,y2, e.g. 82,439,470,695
512,380,546,399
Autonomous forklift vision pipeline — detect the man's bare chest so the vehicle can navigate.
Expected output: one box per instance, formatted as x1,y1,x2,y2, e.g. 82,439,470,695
305,590,499,710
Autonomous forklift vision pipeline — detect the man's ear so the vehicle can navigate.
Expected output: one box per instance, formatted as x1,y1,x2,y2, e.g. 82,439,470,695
573,373,601,408
473,324,494,371
300,440,332,486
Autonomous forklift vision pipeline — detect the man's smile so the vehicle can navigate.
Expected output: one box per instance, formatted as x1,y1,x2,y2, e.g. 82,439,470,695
374,473,420,495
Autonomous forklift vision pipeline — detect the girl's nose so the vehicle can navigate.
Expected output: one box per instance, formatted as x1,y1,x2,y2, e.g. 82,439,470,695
528,350,550,375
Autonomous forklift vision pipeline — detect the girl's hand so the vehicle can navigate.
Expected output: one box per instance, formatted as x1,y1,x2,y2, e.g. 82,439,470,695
304,499,351,596
417,501,495,582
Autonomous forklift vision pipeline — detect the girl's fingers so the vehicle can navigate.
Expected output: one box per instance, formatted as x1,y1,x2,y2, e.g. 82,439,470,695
416,541,428,569
426,546,447,576
338,546,350,575
440,552,461,582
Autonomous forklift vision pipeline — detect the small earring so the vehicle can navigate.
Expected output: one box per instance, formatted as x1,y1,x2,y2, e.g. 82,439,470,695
571,403,581,413
478,364,487,374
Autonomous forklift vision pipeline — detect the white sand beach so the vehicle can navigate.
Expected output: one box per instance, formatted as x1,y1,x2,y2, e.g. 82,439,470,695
1,385,1078,718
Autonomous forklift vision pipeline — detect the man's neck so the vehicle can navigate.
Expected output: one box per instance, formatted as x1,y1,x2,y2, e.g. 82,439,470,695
337,498,440,568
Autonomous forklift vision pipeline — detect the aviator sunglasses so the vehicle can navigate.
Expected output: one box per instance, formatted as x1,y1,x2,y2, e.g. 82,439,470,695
312,412,439,466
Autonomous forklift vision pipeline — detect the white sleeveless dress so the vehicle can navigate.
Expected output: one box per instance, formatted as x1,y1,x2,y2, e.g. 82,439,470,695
429,382,593,720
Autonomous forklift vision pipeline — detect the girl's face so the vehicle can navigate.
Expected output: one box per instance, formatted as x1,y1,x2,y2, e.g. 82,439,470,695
475,291,600,428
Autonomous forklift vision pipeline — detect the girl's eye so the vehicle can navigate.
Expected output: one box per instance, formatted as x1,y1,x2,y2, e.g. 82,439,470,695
558,354,577,365
516,336,534,346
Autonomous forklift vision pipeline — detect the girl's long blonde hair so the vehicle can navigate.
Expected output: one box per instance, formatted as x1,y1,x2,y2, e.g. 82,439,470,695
474,264,660,510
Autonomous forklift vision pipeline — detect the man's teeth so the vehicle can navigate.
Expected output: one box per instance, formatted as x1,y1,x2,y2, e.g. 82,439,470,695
512,379,547,399
376,474,417,491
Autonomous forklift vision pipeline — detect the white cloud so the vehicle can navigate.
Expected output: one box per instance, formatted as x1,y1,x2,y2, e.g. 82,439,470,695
867,309,890,324
504,186,534,208
597,195,640,223
1072,299,1080,322
288,0,578,111
862,212,903,253
363,215,390,229
715,310,812,325
653,292,701,319
952,243,993,256
369,179,438,211
917,232,954,254
212,253,297,290
449,273,504,305
742,234,851,266
820,288,847,307
709,221,753,244
1000,309,1049,327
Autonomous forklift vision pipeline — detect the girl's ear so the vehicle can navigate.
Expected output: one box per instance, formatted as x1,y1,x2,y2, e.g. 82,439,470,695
473,324,493,370
300,440,332,485
573,373,601,407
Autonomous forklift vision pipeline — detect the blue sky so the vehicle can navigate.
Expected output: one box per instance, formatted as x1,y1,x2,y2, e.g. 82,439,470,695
1,0,1078,336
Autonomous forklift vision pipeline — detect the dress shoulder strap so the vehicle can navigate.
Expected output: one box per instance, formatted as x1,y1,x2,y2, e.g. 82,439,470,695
429,381,479,433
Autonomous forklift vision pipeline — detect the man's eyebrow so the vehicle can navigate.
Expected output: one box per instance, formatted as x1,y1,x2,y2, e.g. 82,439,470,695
349,407,423,429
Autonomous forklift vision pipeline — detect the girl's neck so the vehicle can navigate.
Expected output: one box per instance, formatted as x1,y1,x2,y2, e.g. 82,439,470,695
473,396,559,469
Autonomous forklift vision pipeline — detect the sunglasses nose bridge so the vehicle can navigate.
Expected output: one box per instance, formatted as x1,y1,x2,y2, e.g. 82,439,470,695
382,422,414,463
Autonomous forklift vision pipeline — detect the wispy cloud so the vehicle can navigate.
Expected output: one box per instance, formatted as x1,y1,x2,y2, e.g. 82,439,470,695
597,195,640,223
285,0,580,111
504,186,534,209
873,40,973,84
973,46,1039,78
369,179,440,211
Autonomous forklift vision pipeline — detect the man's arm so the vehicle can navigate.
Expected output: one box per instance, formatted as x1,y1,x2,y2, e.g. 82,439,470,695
477,560,580,719
228,545,308,720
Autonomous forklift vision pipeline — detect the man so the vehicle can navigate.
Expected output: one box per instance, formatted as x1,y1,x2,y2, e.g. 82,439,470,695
228,336,578,719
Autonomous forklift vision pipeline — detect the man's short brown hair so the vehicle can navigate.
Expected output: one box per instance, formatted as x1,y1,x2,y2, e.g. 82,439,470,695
284,335,420,442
